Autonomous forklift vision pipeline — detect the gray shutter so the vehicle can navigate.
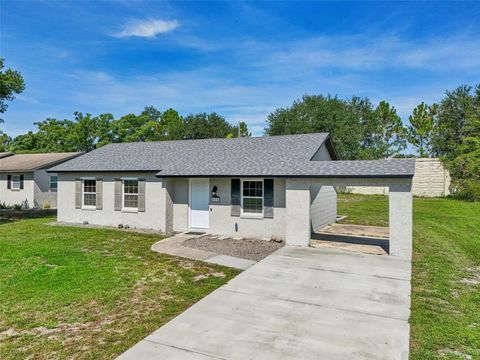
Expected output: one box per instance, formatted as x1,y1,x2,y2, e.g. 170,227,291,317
75,178,81,209
264,179,274,218
231,178,240,217
7,175,11,189
96,178,103,210
20,175,24,189
138,179,146,212
114,178,122,211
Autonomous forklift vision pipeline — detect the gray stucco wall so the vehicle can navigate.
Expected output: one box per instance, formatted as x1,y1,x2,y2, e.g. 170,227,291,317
204,178,287,239
0,172,34,207
34,170,57,208
310,143,332,161
310,185,337,231
57,172,166,231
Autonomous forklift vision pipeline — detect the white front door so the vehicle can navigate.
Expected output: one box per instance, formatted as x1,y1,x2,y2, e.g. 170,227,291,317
189,178,210,229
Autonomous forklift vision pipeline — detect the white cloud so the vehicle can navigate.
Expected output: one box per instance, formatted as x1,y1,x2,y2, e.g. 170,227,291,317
113,19,179,38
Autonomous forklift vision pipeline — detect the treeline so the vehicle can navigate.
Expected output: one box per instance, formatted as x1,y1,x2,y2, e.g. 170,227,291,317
0,107,251,153
0,83,478,200
265,84,480,200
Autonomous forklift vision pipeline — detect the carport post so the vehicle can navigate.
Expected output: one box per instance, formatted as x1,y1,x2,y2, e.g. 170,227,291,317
285,179,311,246
389,179,413,260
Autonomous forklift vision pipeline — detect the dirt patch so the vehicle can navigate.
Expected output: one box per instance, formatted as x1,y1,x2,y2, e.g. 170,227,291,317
438,348,473,359
182,236,284,262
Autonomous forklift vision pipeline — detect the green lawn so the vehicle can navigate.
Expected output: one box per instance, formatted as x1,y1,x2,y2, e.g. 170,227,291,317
338,194,480,360
0,215,239,359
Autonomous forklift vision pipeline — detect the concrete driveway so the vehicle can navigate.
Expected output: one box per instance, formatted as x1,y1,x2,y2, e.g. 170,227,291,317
118,246,411,360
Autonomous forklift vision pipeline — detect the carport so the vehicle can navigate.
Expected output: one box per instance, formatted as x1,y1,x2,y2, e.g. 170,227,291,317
284,160,414,260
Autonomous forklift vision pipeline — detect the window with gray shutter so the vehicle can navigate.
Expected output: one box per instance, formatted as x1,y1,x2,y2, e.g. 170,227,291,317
75,178,81,209
231,178,240,216
264,179,274,218
138,179,146,212
96,178,103,210
114,178,121,211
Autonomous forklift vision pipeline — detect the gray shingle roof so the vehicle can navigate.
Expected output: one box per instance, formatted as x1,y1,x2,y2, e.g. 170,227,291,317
0,152,13,159
49,134,415,177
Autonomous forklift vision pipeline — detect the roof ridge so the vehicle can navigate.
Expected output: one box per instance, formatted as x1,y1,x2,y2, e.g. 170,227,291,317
103,132,329,146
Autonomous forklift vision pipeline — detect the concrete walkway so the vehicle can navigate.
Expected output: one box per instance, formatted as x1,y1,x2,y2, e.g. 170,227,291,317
151,233,256,270
118,246,411,360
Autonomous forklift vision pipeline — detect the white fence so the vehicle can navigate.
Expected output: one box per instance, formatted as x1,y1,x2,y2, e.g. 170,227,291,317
344,158,451,197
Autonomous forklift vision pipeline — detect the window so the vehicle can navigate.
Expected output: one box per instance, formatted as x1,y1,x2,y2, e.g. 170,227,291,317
82,179,96,208
50,176,58,192
11,175,21,190
123,179,139,210
241,180,263,215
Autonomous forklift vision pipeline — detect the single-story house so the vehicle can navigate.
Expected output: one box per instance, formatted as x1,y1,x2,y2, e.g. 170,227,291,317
50,133,415,259
0,152,83,208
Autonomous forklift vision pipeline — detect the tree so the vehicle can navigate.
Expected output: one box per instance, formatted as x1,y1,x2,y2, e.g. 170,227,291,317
360,100,407,159
110,106,161,143
408,102,434,157
159,108,184,140
183,112,238,139
431,84,480,200
0,133,12,152
265,95,406,159
0,58,25,131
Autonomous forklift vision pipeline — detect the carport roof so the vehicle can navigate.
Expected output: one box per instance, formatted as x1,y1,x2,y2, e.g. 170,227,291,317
48,133,415,178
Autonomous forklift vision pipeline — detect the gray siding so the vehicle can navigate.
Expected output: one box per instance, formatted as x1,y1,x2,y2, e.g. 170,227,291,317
310,185,337,231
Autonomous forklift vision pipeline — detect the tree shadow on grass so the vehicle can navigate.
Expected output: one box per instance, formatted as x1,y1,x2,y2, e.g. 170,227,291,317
0,209,56,225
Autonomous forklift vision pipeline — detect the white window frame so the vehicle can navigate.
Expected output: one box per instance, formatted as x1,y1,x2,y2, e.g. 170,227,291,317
240,178,264,217
49,175,58,192
11,175,21,190
122,177,139,212
81,177,96,210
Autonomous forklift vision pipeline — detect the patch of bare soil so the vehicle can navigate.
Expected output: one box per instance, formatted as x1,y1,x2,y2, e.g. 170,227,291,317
182,236,284,262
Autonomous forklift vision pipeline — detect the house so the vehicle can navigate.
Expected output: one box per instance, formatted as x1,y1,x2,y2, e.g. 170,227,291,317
49,133,415,259
0,152,83,208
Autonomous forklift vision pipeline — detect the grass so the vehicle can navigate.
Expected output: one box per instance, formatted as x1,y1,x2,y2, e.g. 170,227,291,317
0,214,239,359
338,194,480,360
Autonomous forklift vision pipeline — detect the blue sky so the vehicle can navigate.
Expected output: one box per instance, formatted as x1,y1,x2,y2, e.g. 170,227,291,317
1,0,479,137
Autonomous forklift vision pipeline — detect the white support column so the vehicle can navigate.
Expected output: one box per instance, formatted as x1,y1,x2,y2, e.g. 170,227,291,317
285,178,311,246
389,179,413,260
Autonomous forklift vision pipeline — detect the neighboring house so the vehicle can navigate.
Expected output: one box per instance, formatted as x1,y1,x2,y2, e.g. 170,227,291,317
50,133,415,259
0,152,83,208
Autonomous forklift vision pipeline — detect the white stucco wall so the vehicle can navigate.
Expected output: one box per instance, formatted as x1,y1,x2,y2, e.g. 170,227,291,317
57,172,166,231
0,172,35,207
310,185,337,231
